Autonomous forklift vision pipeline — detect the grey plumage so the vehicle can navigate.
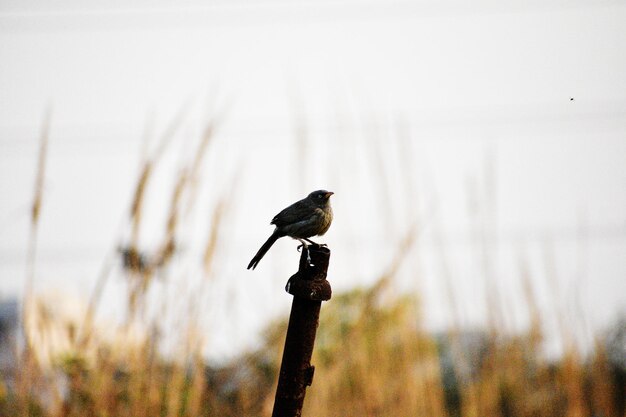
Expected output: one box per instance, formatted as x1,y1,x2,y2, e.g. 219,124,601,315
247,190,334,270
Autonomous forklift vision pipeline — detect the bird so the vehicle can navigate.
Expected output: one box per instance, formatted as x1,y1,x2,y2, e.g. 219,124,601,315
247,190,334,270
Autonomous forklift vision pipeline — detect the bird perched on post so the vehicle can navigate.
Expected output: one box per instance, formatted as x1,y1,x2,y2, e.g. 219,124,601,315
247,190,334,270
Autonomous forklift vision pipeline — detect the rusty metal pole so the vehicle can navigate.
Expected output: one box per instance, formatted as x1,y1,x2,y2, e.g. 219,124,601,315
271,245,332,417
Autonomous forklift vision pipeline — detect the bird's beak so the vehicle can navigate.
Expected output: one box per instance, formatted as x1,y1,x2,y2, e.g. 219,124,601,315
325,191,334,198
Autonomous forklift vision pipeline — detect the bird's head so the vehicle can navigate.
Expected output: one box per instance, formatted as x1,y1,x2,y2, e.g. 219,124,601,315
308,189,334,206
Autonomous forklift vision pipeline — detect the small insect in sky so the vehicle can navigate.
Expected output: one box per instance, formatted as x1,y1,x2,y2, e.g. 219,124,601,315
570,97,574,101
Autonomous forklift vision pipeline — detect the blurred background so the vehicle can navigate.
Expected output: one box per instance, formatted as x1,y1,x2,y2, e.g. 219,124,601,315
1,1,625,416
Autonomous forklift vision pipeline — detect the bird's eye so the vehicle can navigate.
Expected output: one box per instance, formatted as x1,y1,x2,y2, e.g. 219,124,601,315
317,195,322,198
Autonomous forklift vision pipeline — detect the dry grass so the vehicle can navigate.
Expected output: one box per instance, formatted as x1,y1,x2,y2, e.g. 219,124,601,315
1,111,623,417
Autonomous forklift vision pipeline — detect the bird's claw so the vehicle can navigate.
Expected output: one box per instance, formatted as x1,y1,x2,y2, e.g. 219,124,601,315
295,240,313,264
302,238,327,249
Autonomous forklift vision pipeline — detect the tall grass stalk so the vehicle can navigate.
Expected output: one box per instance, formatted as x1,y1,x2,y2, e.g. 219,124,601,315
2,109,622,417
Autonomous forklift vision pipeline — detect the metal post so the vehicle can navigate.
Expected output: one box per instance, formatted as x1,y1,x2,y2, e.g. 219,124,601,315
272,245,332,417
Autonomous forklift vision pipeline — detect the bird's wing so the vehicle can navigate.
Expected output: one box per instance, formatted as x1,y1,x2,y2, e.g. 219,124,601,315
271,199,315,227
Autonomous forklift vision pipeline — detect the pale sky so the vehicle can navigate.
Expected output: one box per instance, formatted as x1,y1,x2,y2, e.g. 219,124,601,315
1,1,625,360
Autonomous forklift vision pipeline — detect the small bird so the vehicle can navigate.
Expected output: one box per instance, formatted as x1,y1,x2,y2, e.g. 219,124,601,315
247,190,334,270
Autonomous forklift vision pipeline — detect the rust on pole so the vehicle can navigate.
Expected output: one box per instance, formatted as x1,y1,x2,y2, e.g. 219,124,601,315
272,244,332,417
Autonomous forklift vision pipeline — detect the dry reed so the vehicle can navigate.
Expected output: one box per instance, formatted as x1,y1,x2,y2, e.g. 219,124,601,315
2,108,623,417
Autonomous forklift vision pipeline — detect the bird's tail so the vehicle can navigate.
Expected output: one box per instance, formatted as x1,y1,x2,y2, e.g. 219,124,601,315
247,230,283,270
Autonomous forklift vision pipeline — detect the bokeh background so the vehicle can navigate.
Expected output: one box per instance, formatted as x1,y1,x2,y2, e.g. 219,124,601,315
1,1,625,416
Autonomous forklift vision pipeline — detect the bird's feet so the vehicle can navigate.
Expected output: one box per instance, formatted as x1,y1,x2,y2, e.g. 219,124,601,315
297,239,312,264
296,239,308,252
303,238,327,249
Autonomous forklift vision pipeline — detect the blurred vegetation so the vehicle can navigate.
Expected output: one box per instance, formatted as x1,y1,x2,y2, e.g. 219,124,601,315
211,275,625,417
2,276,624,417
1,112,624,417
